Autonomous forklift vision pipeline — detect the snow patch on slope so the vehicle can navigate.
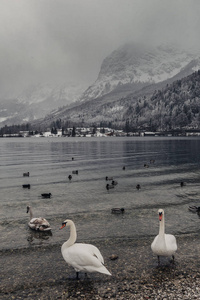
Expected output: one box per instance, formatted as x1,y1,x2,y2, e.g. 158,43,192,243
81,43,198,101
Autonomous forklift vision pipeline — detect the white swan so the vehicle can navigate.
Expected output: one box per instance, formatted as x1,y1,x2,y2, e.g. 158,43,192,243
26,206,51,231
60,219,112,279
151,209,177,264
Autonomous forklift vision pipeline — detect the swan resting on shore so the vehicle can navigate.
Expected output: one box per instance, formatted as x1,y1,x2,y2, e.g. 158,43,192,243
151,209,177,264
60,219,112,279
26,206,51,231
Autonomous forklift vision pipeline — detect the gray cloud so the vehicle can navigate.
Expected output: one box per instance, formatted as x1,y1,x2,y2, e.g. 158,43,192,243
0,0,200,97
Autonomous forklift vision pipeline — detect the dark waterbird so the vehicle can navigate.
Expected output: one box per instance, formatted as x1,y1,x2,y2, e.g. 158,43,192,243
41,193,52,198
68,175,72,181
111,180,118,186
106,183,114,191
23,172,30,177
72,170,78,175
136,184,141,190
105,176,113,181
22,184,30,189
144,164,149,168
111,208,125,214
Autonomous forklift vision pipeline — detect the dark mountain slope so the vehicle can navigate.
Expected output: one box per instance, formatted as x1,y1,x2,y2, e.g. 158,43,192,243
124,70,200,131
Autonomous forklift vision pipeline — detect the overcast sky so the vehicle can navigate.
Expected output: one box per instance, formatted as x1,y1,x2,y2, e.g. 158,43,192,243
0,0,200,98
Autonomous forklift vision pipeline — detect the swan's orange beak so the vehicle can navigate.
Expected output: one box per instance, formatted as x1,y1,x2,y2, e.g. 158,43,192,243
159,213,162,221
60,223,66,230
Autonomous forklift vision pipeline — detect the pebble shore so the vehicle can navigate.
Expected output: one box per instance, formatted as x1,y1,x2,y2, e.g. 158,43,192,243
0,235,199,299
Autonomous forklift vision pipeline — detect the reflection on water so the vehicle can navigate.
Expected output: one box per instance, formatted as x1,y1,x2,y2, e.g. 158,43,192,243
27,229,53,245
0,137,200,250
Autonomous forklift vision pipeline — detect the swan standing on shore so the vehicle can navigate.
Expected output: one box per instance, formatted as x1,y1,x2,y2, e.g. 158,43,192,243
60,219,112,279
26,206,51,231
151,209,177,264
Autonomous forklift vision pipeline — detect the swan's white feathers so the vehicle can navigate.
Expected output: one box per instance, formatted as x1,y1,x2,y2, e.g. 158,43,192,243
151,209,177,258
60,219,111,276
151,234,177,256
62,243,107,273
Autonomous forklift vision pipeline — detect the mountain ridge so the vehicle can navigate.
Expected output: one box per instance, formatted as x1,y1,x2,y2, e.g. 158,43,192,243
33,54,200,129
80,43,198,102
1,43,200,129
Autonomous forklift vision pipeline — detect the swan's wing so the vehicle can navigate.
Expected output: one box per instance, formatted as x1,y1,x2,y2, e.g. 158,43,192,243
151,235,167,255
30,217,50,226
85,244,104,264
29,218,51,231
62,244,104,269
62,243,111,275
151,235,159,251
165,234,178,252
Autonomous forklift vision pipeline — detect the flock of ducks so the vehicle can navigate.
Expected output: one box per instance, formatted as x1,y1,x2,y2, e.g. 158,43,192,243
23,158,198,279
105,161,156,192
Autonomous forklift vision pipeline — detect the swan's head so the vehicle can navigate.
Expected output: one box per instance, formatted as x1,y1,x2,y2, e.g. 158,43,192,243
27,206,31,213
59,219,73,230
158,209,164,221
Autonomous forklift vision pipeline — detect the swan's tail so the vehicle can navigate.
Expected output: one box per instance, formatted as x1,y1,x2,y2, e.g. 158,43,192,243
98,266,112,276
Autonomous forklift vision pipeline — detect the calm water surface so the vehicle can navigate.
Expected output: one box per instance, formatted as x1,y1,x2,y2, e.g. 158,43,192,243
0,136,200,250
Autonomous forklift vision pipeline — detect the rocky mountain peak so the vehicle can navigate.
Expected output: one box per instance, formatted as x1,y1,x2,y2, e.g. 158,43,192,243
80,43,198,102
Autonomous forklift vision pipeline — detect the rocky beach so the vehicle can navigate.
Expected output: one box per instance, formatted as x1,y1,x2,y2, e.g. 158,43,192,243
0,234,200,299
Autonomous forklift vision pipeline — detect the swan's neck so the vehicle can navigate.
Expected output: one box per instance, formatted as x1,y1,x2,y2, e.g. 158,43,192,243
159,215,165,237
65,222,77,248
29,207,33,220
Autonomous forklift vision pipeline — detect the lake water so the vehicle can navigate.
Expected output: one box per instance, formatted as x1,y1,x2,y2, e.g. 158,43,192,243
0,136,200,251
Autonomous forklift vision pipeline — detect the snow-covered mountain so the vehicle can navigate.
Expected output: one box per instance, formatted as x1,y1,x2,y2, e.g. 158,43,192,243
1,42,200,129
81,43,199,102
36,43,200,129
0,82,86,127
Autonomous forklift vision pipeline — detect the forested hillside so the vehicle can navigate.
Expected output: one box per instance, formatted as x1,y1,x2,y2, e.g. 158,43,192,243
124,70,200,131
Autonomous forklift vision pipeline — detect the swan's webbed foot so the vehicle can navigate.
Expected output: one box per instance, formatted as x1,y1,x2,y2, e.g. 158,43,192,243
172,255,175,264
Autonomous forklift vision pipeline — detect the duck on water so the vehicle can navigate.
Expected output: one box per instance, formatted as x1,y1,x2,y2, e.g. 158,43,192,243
41,193,52,198
111,208,125,214
23,172,30,177
22,184,30,189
